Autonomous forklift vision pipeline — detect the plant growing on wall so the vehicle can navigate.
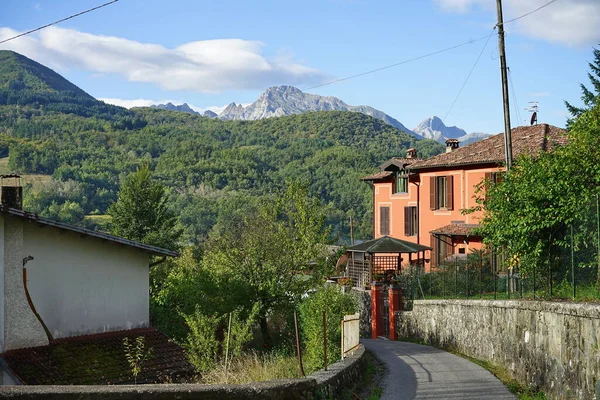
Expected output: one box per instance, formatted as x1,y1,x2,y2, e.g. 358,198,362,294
123,336,153,384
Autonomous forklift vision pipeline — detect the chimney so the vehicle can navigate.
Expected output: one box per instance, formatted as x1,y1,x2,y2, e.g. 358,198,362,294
406,148,417,159
445,139,460,153
0,175,23,209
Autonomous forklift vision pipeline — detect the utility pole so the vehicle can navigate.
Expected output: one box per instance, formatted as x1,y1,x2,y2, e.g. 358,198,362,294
496,0,513,170
349,215,355,245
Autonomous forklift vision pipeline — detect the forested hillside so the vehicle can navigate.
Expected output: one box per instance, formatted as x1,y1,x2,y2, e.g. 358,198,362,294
0,50,444,242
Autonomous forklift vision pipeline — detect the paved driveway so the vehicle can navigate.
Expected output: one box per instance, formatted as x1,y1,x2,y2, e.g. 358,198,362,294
362,339,516,400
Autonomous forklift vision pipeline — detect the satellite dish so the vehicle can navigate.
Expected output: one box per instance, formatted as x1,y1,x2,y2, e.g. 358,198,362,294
530,111,537,126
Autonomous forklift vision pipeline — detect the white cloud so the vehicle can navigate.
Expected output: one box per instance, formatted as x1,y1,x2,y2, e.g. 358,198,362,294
0,26,328,93
434,0,600,46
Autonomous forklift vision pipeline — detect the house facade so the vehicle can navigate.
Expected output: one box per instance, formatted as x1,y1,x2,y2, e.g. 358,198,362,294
362,124,566,272
0,179,177,355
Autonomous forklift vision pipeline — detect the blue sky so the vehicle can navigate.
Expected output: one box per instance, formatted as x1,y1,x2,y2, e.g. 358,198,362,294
1,0,599,133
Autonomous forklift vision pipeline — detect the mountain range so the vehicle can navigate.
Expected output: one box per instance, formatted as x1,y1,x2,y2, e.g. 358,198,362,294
152,85,491,145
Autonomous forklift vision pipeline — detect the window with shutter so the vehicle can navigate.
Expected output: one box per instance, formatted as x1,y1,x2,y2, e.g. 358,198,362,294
429,176,436,210
446,175,453,210
404,206,418,236
379,206,390,235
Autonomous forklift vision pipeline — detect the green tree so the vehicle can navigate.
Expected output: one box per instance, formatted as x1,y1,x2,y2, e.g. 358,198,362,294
203,182,332,346
298,285,356,371
565,44,600,125
472,103,600,285
108,164,180,249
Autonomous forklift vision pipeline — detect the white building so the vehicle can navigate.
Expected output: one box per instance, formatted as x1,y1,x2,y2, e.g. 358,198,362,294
0,180,178,354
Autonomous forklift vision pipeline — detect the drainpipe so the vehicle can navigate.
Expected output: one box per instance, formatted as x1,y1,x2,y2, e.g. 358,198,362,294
22,256,53,342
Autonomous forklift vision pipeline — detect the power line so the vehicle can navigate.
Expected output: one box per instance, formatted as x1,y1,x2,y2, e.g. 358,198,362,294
441,29,495,125
303,34,493,91
507,68,523,126
500,0,560,26
0,0,120,45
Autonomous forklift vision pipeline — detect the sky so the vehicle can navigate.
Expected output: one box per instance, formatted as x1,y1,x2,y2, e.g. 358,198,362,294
1,0,599,134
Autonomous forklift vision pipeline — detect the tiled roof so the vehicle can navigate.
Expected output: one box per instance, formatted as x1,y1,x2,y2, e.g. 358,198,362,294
431,223,481,237
379,157,422,170
0,206,178,257
347,235,431,253
1,328,195,385
360,171,393,181
408,124,567,170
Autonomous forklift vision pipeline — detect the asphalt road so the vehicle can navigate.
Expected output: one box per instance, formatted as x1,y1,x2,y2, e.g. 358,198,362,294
362,339,516,400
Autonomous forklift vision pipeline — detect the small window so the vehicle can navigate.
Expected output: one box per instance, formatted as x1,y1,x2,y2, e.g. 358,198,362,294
394,170,408,194
429,175,454,210
437,176,447,209
404,206,418,236
380,206,390,235
458,247,466,254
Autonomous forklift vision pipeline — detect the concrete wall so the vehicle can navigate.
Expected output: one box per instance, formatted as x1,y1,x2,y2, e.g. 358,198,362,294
22,222,150,339
0,346,366,400
0,217,48,352
397,300,600,400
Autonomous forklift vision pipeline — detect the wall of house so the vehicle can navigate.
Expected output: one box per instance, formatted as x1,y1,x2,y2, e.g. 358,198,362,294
22,223,150,339
397,300,600,400
0,217,49,352
372,165,503,270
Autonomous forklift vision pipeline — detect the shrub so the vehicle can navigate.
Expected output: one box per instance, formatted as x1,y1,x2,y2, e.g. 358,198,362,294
298,284,357,372
183,307,254,375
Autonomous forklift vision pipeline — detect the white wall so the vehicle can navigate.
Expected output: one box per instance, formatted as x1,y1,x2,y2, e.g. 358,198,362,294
22,223,150,339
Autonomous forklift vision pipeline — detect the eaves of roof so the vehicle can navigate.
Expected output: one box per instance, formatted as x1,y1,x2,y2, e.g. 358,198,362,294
0,206,178,257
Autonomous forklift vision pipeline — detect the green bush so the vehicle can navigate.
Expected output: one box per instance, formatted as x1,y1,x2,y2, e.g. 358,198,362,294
183,308,254,375
298,284,356,372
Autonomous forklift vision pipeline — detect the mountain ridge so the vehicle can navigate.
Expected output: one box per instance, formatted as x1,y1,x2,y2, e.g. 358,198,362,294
152,86,492,145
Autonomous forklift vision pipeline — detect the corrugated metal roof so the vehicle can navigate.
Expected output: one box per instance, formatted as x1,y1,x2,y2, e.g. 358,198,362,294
0,206,178,257
347,235,431,253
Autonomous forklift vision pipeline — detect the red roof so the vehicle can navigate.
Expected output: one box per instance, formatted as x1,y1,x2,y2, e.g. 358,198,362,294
430,223,481,236
408,124,566,170
360,171,393,181
1,328,195,384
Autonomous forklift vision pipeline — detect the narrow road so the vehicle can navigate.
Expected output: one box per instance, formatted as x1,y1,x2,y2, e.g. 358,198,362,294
362,339,516,400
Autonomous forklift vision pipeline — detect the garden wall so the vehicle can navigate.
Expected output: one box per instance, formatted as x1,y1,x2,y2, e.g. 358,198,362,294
397,300,600,399
0,346,366,400
350,288,371,338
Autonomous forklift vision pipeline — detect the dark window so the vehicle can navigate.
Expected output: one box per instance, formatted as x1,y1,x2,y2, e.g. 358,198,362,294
380,206,390,235
404,206,418,236
394,170,408,194
432,234,453,267
429,175,454,210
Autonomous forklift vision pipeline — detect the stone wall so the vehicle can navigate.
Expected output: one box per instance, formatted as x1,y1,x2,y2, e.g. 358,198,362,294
0,346,365,400
397,300,600,400
349,288,371,338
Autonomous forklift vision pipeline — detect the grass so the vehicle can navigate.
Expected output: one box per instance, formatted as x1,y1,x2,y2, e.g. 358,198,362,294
397,337,546,400
0,157,52,188
200,351,301,384
341,350,385,400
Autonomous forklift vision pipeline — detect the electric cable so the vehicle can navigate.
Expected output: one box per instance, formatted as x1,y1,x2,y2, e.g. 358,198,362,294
0,0,120,44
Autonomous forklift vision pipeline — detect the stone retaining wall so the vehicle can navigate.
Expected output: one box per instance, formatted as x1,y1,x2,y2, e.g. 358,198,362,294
397,300,600,400
0,346,365,400
350,288,371,338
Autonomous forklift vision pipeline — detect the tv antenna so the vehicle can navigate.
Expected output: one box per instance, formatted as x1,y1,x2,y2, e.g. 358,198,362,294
525,102,538,125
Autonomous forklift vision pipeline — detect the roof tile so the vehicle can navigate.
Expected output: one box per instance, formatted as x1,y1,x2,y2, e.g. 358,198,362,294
1,328,195,385
408,124,566,170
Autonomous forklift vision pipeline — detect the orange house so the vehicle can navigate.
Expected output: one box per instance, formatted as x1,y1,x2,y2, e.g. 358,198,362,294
361,124,566,272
